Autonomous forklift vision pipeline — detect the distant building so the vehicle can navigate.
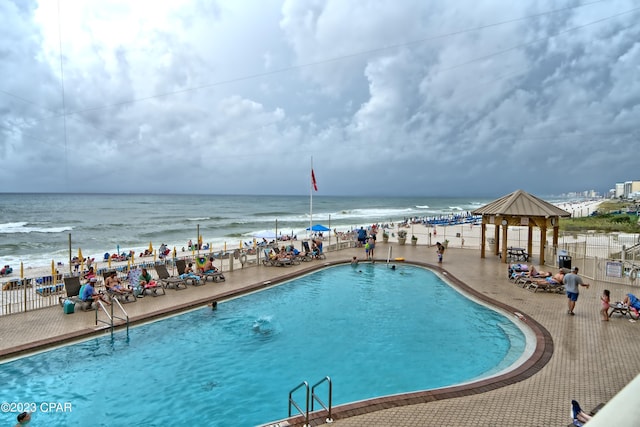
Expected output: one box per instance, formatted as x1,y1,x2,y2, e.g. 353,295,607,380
623,181,640,199
615,183,625,198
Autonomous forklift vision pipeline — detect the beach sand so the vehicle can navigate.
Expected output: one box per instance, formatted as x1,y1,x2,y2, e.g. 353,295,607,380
3,200,603,282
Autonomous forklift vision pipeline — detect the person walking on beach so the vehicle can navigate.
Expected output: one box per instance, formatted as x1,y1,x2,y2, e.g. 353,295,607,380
563,267,590,315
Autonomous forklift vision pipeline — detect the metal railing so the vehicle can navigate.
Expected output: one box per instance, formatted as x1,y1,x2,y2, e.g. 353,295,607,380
311,376,333,423
96,298,129,337
288,381,310,426
0,238,358,317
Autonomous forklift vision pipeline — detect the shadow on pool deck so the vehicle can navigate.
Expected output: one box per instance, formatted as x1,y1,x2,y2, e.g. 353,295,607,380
2,245,639,426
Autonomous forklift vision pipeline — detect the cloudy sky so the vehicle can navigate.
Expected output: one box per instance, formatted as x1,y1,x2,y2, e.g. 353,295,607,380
1,0,638,197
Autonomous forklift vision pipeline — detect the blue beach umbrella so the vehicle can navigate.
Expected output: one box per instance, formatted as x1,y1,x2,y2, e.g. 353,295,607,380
306,224,330,232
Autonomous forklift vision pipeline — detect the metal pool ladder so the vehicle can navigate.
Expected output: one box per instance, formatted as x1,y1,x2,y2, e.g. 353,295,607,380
96,298,129,336
288,376,333,425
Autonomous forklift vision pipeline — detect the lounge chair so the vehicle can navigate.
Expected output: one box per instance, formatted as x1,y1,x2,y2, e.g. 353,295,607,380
202,265,226,282
314,241,326,260
155,264,188,290
128,267,165,297
526,276,564,293
262,248,292,267
59,276,96,311
262,249,275,266
301,241,315,261
609,294,640,319
176,259,202,286
36,283,65,297
102,271,137,303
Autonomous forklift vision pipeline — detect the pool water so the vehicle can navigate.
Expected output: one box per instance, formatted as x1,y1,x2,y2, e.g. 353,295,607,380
0,264,527,426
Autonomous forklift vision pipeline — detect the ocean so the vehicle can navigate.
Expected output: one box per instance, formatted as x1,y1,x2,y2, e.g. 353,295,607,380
0,193,570,269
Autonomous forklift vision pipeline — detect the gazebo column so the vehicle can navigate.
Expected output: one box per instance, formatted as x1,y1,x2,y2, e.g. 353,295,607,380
480,223,486,258
539,226,547,265
501,223,508,263
494,224,500,256
527,226,533,262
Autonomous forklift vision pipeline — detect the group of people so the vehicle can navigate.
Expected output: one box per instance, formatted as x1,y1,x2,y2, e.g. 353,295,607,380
71,256,95,272
519,264,640,323
0,264,13,276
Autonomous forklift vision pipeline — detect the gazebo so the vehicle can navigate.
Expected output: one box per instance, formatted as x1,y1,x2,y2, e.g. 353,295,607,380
471,190,571,264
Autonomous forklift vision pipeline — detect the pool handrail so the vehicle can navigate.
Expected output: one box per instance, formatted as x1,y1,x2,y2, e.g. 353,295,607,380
95,298,129,336
311,376,333,423
288,380,309,425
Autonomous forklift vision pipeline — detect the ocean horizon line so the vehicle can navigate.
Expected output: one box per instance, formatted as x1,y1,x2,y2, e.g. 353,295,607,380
0,191,575,199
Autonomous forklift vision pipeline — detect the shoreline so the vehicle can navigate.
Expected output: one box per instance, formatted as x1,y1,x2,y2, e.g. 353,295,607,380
1,200,602,282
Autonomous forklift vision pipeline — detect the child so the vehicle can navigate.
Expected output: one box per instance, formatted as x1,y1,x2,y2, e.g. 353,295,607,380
436,242,445,263
600,289,610,321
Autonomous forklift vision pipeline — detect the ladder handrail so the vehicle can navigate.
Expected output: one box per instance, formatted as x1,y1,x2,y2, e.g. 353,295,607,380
95,298,129,336
311,376,333,423
288,381,309,425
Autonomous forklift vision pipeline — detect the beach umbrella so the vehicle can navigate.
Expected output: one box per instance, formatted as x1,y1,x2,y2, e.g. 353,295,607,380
108,256,111,268
154,250,157,262
78,248,85,271
306,224,331,232
51,260,55,284
253,231,277,239
20,261,23,279
148,242,153,253
173,247,177,258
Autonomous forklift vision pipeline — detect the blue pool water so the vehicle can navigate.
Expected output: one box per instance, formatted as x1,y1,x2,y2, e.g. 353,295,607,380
0,264,527,426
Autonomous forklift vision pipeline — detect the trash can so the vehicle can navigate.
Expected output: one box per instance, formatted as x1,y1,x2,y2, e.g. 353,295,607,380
559,255,572,269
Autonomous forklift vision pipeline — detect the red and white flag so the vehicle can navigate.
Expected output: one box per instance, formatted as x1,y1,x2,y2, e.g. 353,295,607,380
311,169,318,191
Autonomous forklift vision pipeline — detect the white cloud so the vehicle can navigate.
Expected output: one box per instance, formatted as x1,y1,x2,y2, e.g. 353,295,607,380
0,0,638,196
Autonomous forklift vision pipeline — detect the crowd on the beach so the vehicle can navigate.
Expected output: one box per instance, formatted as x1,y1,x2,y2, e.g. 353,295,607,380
399,212,481,227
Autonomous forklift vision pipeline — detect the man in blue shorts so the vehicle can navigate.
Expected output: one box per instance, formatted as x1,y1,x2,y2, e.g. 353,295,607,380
563,267,590,315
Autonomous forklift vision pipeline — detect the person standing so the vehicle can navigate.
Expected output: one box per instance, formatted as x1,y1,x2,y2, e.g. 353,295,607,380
563,267,590,315
600,289,611,321
436,242,445,263
368,236,375,259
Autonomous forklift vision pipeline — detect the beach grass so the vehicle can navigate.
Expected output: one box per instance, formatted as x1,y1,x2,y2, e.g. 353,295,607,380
560,214,640,233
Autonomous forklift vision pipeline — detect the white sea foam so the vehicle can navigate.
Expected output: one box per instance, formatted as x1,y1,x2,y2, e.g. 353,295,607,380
0,222,73,234
415,205,430,209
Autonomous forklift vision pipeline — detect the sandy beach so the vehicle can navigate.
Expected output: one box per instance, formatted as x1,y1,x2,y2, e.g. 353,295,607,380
1,199,603,285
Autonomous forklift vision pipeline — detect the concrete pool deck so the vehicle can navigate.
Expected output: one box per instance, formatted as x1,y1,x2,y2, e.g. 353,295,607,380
1,244,639,426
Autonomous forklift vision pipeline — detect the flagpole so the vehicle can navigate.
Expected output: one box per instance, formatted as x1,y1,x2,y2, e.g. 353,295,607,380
310,156,313,238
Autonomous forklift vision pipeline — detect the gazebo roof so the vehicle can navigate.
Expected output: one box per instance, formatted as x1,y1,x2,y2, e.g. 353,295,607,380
471,189,571,218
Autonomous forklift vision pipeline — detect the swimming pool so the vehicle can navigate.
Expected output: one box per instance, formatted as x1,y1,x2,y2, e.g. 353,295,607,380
0,264,529,426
